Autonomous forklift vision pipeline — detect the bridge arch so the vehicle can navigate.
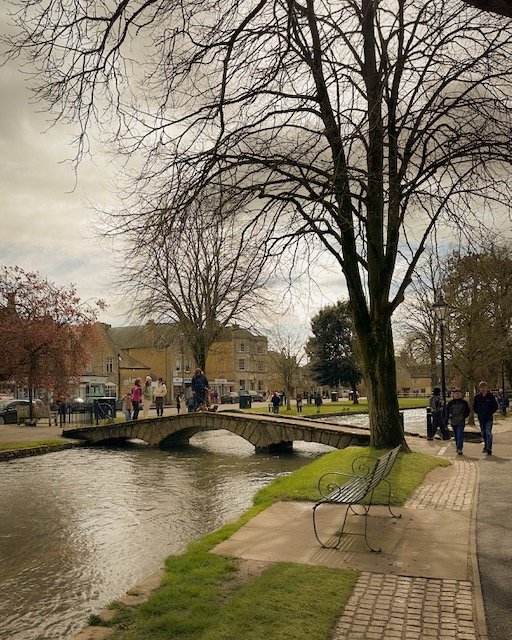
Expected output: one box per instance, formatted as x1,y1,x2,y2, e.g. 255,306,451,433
62,411,370,452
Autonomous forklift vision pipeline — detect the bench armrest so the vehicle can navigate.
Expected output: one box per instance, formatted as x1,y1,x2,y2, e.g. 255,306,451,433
317,471,356,499
351,455,379,478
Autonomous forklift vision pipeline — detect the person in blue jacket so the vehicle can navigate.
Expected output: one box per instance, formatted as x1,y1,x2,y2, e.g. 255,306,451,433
191,368,210,410
473,381,498,455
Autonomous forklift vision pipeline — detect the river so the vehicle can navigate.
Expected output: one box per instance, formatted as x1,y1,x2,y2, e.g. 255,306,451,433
0,431,333,640
324,407,428,435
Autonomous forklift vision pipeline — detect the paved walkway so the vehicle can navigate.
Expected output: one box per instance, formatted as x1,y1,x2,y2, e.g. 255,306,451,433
213,418,512,640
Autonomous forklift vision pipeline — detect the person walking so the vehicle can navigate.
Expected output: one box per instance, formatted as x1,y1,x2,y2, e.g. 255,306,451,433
122,388,132,421
497,388,509,416
142,376,153,418
153,378,167,417
176,392,182,414
446,389,470,455
428,387,450,441
296,393,303,414
191,368,210,410
271,392,281,414
131,378,142,420
473,381,498,455
315,393,323,414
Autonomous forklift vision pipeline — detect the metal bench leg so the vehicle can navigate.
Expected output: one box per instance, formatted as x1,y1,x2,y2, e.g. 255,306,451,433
312,502,351,549
381,478,402,519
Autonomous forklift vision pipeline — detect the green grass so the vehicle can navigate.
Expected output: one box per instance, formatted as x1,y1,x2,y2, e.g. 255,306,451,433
103,445,448,640
248,397,428,417
0,440,64,452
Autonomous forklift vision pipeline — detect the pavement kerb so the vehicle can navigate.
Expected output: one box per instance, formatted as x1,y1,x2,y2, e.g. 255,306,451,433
470,460,488,640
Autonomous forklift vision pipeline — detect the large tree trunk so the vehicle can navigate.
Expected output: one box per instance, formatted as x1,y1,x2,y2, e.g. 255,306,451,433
358,314,407,449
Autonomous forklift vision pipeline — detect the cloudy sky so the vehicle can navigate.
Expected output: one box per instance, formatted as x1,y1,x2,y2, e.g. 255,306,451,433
0,8,134,325
0,6,343,332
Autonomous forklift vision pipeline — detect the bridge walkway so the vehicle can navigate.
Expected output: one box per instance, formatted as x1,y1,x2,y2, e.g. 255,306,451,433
62,410,370,453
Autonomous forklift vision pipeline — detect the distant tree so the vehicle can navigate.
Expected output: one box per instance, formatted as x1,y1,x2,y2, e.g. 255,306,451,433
112,196,271,372
0,266,103,419
397,252,444,388
306,301,362,403
442,246,512,403
267,325,306,409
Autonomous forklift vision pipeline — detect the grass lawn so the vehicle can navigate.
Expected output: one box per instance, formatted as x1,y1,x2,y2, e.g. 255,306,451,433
0,440,64,452
247,397,428,417
103,446,449,640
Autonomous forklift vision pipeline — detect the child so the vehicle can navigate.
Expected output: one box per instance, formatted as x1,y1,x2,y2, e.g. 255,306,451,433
446,389,470,455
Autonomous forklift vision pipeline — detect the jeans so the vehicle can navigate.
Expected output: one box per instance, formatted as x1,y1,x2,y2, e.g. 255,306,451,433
452,424,465,451
124,409,132,421
479,418,493,451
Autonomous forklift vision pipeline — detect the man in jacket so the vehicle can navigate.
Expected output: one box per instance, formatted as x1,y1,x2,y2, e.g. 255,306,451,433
446,389,470,455
429,387,450,441
473,381,499,455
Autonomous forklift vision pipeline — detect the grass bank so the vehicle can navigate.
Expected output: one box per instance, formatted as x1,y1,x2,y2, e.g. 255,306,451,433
0,439,64,452
247,397,428,417
99,446,449,640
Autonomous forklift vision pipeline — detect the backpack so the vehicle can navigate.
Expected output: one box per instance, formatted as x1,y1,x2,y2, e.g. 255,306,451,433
430,395,442,414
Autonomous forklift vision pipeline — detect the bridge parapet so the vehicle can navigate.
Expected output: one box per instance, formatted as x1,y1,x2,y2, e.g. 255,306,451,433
62,411,370,452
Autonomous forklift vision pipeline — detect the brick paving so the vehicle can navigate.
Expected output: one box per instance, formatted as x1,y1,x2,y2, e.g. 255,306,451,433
333,573,477,640
405,459,477,511
332,456,480,640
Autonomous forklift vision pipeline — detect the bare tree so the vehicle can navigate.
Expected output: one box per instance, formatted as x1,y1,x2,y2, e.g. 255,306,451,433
397,252,444,388
113,196,272,372
5,0,512,447
267,325,307,409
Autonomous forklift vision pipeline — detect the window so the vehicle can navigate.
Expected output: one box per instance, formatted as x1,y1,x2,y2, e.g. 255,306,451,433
240,343,246,352
176,359,181,372
105,356,114,373
257,345,264,354
239,359,245,371
239,380,245,390
257,361,264,372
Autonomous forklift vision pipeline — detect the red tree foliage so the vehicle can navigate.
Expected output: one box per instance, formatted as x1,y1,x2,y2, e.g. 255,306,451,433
0,266,106,400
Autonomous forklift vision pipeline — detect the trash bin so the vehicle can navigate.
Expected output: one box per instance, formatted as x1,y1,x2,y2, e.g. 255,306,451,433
331,392,338,402
93,397,117,423
239,392,252,409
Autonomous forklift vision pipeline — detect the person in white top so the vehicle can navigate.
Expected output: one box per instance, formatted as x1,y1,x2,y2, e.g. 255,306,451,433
142,376,153,418
153,377,167,417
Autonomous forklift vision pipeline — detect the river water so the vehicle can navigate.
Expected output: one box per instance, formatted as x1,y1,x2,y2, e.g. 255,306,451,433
0,431,333,640
325,407,428,435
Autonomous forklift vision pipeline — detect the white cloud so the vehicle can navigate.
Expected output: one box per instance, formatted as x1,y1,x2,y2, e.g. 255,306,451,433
0,21,127,324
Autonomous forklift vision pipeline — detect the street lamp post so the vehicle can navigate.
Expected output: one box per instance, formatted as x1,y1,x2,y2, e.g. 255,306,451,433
433,297,449,409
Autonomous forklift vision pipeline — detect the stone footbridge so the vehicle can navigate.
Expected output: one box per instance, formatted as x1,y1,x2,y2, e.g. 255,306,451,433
62,411,370,453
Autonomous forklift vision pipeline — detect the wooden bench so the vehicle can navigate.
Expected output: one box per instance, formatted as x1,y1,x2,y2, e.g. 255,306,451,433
312,445,402,552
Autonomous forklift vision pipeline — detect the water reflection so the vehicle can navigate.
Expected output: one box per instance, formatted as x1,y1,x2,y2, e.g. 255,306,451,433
0,430,332,640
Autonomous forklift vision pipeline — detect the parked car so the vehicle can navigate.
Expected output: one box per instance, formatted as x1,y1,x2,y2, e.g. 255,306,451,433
0,399,35,424
248,391,264,402
221,392,239,404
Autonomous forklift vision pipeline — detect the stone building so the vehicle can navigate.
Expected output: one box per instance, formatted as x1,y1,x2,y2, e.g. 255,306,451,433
80,322,269,401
